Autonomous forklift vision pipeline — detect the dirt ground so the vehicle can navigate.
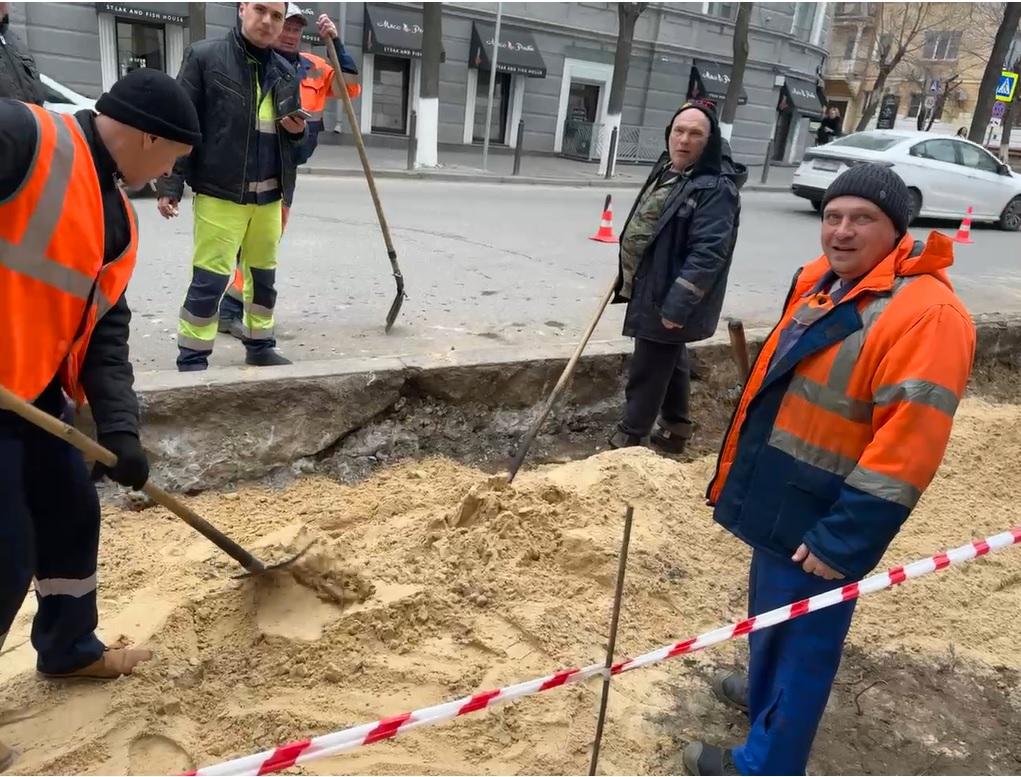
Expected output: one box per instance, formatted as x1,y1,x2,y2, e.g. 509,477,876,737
1,399,1020,775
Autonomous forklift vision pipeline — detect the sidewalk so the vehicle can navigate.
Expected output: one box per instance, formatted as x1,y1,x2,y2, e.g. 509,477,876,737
298,139,795,191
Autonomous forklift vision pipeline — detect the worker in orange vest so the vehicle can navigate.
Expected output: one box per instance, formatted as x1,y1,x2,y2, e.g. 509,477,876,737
684,164,976,776
0,69,198,766
219,3,360,337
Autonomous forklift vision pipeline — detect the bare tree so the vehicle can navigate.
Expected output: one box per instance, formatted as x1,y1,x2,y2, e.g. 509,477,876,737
914,73,961,131
855,4,942,132
968,2,1021,142
719,2,751,141
600,2,647,176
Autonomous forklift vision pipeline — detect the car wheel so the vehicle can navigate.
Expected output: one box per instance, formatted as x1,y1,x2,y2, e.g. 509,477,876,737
907,188,922,225
810,199,822,213
999,197,1021,232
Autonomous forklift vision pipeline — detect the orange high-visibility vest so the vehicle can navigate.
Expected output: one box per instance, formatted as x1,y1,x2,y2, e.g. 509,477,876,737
0,103,138,404
299,51,361,122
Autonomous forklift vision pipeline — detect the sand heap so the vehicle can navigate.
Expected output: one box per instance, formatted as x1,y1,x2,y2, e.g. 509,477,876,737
1,400,1020,775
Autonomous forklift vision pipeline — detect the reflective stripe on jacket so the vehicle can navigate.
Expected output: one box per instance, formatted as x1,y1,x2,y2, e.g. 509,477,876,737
0,104,138,404
707,231,975,579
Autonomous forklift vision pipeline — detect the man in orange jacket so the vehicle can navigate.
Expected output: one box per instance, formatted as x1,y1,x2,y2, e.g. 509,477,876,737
683,164,976,775
0,68,198,768
219,3,360,337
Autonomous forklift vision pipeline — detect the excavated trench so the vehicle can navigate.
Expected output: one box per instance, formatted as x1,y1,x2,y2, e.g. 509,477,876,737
3,317,1020,775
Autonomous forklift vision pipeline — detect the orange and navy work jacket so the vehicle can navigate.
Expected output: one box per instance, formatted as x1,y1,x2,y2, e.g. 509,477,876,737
707,231,975,579
298,50,361,125
0,104,138,405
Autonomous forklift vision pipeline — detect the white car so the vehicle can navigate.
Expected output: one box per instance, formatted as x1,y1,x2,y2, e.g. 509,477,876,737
40,73,96,114
792,130,1021,231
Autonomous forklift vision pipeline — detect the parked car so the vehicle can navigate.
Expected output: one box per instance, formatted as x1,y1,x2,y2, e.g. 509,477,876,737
792,130,1021,231
40,73,96,114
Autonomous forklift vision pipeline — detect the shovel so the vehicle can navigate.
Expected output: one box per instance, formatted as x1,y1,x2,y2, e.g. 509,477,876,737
0,385,309,578
322,32,406,333
506,276,617,483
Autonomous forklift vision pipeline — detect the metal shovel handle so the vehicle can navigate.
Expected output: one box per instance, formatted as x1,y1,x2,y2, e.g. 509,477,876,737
0,385,266,575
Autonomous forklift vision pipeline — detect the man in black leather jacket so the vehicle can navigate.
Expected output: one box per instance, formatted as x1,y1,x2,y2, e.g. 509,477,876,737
0,2,45,104
157,2,306,371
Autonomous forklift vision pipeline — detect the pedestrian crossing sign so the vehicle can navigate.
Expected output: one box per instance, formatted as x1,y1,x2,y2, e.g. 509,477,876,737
996,71,1018,103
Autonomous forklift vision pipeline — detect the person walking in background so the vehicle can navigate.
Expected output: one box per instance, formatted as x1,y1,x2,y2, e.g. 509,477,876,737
684,164,976,776
157,2,306,371
609,99,745,455
0,2,45,104
218,2,361,338
815,105,842,146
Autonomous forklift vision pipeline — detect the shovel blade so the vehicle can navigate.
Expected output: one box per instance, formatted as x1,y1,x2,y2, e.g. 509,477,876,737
384,272,406,334
232,541,316,579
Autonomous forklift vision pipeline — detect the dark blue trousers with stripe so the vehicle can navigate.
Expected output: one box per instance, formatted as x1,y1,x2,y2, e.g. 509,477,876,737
0,385,105,674
732,549,857,776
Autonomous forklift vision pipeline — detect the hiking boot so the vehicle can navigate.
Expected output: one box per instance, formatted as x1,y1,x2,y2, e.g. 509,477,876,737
682,742,739,776
651,417,694,455
711,670,749,713
218,316,245,340
0,740,14,771
245,349,292,367
608,429,647,449
40,647,153,680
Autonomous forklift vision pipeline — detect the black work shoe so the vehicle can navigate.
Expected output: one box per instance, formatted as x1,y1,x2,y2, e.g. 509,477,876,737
608,429,646,449
177,361,208,372
711,670,749,713
245,349,293,367
682,742,739,776
218,317,245,340
651,417,694,454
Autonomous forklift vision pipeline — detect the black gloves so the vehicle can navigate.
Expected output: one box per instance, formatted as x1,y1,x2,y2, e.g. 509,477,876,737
93,432,150,490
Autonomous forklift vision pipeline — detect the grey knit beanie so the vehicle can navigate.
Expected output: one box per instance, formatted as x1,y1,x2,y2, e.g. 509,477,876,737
821,163,910,237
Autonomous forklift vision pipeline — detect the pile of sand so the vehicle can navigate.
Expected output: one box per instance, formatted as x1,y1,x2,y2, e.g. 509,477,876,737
1,399,1020,775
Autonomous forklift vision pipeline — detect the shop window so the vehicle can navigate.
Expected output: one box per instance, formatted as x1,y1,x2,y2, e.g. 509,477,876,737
116,19,165,77
473,71,510,144
372,55,410,135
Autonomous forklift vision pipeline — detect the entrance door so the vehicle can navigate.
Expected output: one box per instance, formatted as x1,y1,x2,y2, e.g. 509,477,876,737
562,81,601,158
116,19,166,76
773,108,793,161
372,55,410,135
473,71,511,143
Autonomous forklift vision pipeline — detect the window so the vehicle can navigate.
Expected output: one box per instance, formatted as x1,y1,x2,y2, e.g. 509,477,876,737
473,71,510,144
907,93,923,118
957,142,1002,174
912,139,957,163
923,31,962,61
372,55,410,134
706,3,736,19
792,2,817,39
115,19,165,77
842,34,857,60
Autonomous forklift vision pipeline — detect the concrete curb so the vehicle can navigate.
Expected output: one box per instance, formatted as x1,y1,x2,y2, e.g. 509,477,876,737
296,165,791,192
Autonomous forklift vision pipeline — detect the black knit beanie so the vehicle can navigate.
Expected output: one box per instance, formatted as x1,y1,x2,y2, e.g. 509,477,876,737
821,163,911,237
96,68,202,146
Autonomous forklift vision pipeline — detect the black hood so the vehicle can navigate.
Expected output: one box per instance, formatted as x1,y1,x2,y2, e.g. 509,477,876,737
720,137,748,190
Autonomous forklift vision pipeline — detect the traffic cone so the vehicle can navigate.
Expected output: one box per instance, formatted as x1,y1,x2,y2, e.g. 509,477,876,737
953,206,974,244
589,194,619,243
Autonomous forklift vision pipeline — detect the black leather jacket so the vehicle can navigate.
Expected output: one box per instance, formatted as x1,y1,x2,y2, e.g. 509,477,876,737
0,14,45,104
157,27,304,203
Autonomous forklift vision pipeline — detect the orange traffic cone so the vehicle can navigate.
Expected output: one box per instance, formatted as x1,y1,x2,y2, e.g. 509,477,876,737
953,206,974,244
589,194,619,243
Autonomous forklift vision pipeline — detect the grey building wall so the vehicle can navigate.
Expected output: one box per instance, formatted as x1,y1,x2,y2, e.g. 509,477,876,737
8,1,829,164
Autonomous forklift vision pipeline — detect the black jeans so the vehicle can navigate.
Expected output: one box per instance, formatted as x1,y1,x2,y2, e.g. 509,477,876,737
619,338,691,438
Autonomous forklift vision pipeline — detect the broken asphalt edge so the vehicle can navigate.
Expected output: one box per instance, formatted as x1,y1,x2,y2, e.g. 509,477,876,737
116,313,1021,493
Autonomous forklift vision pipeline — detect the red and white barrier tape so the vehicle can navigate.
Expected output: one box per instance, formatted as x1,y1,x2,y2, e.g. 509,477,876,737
188,525,1021,776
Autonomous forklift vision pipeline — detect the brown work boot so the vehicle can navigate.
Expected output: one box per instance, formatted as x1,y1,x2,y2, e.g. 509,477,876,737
0,739,14,771
40,647,153,680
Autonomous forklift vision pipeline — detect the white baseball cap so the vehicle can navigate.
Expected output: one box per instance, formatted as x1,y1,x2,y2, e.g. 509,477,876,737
285,2,307,25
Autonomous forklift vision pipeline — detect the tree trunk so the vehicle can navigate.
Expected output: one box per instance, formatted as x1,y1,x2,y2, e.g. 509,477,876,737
601,2,646,176
416,3,442,168
189,1,206,43
720,2,751,141
855,67,893,132
967,2,1021,144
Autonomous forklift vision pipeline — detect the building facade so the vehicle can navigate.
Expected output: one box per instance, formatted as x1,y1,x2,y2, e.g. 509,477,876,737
8,1,832,165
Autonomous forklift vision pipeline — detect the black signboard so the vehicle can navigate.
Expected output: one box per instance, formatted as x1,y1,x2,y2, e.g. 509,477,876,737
95,2,186,25
468,22,547,78
363,3,425,58
688,59,748,106
876,94,900,129
782,76,826,119
290,3,334,45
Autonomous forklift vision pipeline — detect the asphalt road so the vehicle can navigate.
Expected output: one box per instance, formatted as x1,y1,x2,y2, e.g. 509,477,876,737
127,177,1020,373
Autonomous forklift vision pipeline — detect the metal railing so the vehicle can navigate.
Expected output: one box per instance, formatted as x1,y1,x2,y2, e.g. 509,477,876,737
561,119,605,161
616,124,664,164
